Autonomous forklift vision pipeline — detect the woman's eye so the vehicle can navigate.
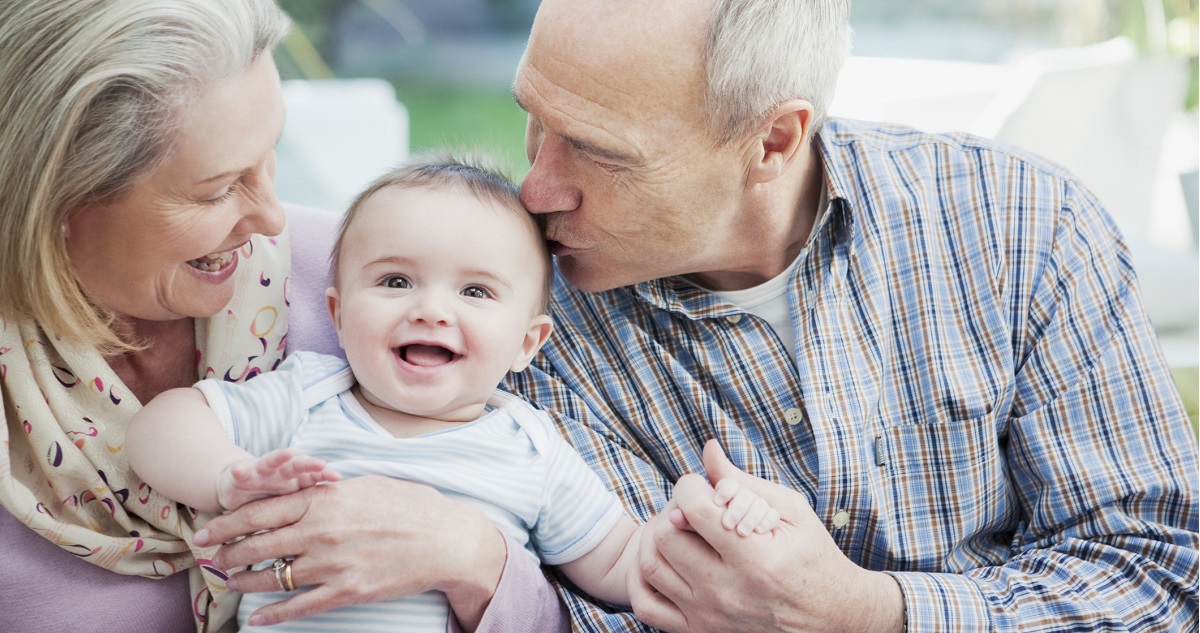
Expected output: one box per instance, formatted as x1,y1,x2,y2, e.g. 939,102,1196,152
462,286,490,299
201,184,239,205
384,276,410,289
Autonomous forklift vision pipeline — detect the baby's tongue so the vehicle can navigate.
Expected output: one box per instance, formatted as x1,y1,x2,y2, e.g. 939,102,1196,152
404,344,454,367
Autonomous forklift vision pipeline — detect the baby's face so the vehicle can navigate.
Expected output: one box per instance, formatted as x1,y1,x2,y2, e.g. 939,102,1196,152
328,186,550,422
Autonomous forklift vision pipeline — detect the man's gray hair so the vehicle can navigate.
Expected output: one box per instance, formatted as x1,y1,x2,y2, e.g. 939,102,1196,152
705,0,852,144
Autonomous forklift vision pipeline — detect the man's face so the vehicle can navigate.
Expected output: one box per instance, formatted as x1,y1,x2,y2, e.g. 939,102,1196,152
514,0,752,292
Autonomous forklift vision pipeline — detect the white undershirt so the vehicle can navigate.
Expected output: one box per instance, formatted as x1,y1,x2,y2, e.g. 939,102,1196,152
709,185,829,361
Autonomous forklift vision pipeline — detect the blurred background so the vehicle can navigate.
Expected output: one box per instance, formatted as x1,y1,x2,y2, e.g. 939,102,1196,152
270,0,1198,424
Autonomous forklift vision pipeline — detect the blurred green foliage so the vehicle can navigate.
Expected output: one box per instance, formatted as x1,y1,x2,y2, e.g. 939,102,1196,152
394,81,530,180
273,0,1197,172
276,0,531,171
1171,366,1199,436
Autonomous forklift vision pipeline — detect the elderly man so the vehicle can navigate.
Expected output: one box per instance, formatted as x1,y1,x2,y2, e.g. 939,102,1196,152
506,0,1199,631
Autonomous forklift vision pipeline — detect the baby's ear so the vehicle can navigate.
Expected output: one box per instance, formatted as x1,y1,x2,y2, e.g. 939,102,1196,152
325,287,345,346
510,314,554,372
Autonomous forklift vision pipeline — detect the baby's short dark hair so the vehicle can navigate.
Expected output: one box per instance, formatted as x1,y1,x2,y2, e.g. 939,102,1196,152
330,154,553,310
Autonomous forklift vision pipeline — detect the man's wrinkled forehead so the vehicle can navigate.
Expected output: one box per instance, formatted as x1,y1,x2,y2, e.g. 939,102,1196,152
522,0,711,84
516,0,712,133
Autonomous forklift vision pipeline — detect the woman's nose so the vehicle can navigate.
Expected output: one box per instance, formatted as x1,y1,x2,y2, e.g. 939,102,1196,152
235,152,285,237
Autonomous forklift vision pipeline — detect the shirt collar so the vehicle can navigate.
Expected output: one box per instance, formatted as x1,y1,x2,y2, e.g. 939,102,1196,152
621,118,862,318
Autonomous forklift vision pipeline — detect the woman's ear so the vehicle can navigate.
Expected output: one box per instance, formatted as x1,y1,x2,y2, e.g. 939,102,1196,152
747,100,814,185
325,287,345,347
510,314,554,373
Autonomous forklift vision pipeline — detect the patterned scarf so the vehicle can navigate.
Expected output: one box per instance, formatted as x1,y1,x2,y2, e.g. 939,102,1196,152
0,230,290,632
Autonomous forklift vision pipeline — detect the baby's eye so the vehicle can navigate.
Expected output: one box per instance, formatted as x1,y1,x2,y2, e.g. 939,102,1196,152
383,276,410,289
462,286,491,299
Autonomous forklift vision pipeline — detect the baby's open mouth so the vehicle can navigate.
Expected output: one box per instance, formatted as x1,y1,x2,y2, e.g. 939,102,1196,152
187,249,235,272
398,344,459,367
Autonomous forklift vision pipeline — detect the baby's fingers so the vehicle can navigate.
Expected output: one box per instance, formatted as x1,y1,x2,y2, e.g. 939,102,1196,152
281,454,331,476
721,485,755,530
754,507,781,534
293,465,342,488
713,478,741,506
734,496,773,536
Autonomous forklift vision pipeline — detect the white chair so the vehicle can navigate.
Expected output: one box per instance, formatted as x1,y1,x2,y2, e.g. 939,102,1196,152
968,38,1196,349
832,40,1197,363
830,56,1012,133
274,78,410,214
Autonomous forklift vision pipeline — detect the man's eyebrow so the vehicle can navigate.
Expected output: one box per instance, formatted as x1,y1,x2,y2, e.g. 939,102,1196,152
512,90,528,112
512,89,639,166
564,136,638,165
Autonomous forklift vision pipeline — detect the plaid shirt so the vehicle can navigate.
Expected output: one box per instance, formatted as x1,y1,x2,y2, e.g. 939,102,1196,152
505,118,1199,632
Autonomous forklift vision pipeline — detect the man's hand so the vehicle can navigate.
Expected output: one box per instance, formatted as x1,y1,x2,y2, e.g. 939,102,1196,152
194,476,506,630
629,440,905,633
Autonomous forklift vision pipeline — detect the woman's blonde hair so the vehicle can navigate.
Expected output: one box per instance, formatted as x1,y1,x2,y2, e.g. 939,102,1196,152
0,0,290,353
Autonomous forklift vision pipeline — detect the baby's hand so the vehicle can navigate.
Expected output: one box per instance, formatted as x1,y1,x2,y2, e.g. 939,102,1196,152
712,477,780,536
216,448,341,511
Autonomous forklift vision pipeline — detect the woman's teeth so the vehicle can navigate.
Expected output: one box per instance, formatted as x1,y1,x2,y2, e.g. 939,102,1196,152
187,250,234,272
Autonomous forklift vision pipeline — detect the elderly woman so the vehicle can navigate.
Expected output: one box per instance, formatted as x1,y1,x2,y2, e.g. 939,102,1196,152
0,1,567,631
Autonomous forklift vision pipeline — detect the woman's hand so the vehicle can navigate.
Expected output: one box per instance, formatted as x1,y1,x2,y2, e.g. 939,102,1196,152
195,475,506,630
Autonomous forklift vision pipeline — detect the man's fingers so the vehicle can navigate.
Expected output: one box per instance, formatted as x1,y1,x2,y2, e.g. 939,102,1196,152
638,510,704,600
628,571,689,633
668,507,693,531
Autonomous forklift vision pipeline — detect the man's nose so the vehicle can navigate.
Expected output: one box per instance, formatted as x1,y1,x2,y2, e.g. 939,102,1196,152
520,136,581,215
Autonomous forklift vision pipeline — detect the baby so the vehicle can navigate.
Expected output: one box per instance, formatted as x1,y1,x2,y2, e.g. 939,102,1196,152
127,157,779,632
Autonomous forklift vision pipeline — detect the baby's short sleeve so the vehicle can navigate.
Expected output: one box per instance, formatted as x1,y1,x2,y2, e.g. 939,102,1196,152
194,351,351,457
530,419,626,565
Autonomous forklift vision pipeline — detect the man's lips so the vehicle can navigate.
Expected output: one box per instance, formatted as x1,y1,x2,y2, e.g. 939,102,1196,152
546,239,580,257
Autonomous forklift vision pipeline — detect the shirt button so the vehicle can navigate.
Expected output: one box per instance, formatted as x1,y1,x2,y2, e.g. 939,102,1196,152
725,314,742,324
784,408,802,426
832,510,851,529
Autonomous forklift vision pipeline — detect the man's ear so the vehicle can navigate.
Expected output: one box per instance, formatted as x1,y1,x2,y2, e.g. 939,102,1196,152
747,99,813,185
510,314,554,373
325,287,345,347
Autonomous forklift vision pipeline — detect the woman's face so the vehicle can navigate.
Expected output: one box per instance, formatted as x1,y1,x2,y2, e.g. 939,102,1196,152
66,54,287,323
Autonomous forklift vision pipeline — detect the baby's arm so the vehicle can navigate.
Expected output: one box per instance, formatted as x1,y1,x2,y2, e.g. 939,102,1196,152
557,515,640,606
125,387,339,513
559,481,780,606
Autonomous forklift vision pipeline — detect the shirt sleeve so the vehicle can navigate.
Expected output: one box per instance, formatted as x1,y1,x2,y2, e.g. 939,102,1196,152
193,351,323,456
506,366,661,630
446,532,571,633
530,416,626,565
889,180,1199,632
